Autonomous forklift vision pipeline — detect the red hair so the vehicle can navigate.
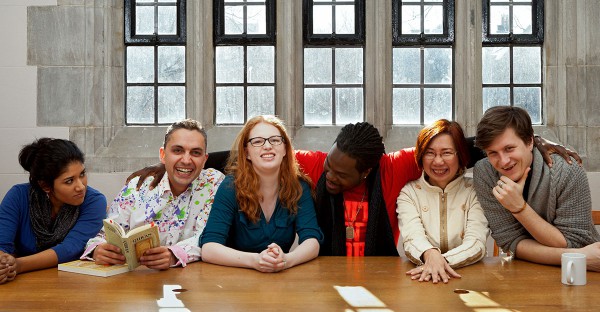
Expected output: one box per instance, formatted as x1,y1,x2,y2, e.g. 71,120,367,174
225,115,312,223
415,119,469,171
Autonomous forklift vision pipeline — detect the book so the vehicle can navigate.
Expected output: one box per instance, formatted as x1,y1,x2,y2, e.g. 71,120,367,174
103,219,161,270
58,260,130,277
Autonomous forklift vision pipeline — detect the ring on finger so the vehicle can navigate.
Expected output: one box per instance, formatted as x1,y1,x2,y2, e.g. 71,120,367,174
497,181,504,189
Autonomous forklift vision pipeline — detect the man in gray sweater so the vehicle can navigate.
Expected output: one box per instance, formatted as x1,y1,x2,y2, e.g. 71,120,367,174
473,106,600,271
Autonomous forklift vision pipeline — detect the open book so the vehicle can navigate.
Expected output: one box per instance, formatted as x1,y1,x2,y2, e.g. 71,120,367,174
103,219,161,270
58,260,129,277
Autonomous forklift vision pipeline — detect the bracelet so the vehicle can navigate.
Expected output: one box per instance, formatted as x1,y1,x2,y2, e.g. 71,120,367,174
512,201,527,214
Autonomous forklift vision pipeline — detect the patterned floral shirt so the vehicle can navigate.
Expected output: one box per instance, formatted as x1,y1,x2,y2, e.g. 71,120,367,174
82,168,224,267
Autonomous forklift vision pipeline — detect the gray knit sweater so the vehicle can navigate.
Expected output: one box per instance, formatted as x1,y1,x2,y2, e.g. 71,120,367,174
473,148,600,255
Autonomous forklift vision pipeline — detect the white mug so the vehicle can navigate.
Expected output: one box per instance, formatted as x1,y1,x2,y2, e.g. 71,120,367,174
561,252,586,286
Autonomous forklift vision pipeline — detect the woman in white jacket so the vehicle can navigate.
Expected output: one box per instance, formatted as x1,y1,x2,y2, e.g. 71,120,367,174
397,119,489,284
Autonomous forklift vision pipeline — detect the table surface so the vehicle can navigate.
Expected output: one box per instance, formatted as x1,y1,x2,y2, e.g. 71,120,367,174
3,257,599,311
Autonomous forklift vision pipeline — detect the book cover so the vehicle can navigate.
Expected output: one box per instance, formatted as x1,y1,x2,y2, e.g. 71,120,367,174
58,260,129,277
103,219,161,270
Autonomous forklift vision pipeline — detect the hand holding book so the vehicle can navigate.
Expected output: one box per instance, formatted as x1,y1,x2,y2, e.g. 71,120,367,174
94,219,161,270
139,246,178,270
93,242,127,266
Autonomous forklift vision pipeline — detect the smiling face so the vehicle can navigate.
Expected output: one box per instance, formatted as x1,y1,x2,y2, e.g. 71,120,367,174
484,127,534,182
160,128,208,196
245,122,287,175
422,133,460,189
322,144,370,195
43,161,88,209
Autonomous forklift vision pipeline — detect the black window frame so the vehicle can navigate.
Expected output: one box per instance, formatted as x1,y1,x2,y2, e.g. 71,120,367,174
303,0,365,45
392,0,455,46
482,0,544,44
303,0,366,125
391,0,455,125
124,0,187,45
213,0,277,125
214,0,276,45
124,0,187,126
481,0,544,124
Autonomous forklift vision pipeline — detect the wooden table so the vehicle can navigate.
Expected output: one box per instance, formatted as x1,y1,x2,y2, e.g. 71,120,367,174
3,257,599,311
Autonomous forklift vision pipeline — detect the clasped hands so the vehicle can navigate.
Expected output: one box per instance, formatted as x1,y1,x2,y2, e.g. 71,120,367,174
255,243,287,273
0,252,17,284
93,243,176,270
406,248,460,284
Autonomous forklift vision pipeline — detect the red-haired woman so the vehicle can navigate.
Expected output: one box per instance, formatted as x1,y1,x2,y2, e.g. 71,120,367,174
200,115,323,272
397,119,489,283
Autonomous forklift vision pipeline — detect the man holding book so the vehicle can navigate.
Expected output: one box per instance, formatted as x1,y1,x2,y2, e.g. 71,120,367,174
81,119,224,269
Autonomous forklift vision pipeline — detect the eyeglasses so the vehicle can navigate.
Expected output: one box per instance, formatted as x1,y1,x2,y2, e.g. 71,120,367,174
423,151,457,161
247,135,285,147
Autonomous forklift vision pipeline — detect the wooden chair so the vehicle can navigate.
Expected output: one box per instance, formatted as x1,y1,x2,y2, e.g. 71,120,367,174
493,210,600,256
593,210,600,226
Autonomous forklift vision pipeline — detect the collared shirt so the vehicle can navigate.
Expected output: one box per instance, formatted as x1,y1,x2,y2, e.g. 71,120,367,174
82,168,224,266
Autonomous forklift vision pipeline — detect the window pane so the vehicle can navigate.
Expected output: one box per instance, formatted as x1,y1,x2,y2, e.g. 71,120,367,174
136,6,154,35
304,48,332,84
247,5,267,35
158,6,177,35
393,48,420,84
127,87,154,124
215,46,244,83
392,88,420,124
402,5,421,34
335,5,355,34
490,5,509,34
158,86,185,124
225,5,244,34
335,88,363,124
424,5,443,34
424,48,452,84
248,86,275,119
313,5,333,34
158,46,185,83
483,87,510,112
513,5,532,34
513,47,541,83
335,48,363,84
482,47,510,84
216,87,244,124
127,46,154,83
304,88,332,125
514,87,541,124
424,88,452,124
247,46,274,83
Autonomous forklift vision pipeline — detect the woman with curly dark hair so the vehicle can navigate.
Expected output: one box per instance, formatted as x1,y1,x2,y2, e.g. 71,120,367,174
0,138,106,284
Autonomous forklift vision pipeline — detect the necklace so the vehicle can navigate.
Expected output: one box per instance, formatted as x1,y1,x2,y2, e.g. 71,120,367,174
345,190,366,240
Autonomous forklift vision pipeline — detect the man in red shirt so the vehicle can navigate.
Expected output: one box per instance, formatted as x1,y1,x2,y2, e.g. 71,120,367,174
295,122,419,256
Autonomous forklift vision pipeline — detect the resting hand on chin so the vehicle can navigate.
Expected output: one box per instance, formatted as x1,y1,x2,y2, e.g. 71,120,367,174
493,167,530,213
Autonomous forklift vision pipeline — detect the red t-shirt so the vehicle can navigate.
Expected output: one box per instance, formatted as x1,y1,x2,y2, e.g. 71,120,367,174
295,149,421,256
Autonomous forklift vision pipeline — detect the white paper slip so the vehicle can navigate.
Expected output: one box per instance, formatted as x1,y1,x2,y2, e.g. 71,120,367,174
334,286,386,308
